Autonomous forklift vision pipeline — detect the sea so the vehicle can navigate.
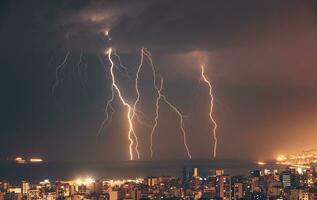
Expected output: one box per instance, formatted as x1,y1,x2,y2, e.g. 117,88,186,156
0,159,283,184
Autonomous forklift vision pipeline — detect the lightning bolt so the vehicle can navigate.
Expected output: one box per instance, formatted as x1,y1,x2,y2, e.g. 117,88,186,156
113,51,132,81
200,65,218,158
105,48,138,160
144,49,192,159
97,80,115,137
149,76,163,159
76,51,89,92
52,52,70,96
97,53,117,144
127,48,148,160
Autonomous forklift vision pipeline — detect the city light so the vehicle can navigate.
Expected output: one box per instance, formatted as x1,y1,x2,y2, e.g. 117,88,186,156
257,161,266,166
75,177,95,185
14,157,26,164
276,150,317,168
29,158,43,163
276,155,287,162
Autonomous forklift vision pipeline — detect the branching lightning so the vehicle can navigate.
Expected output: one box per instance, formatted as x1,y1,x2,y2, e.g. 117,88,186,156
54,47,214,160
97,53,117,134
98,28,219,160
200,65,218,158
52,52,70,96
143,49,192,159
127,48,147,160
97,82,115,137
150,77,163,159
113,51,132,81
99,48,153,160
105,48,138,160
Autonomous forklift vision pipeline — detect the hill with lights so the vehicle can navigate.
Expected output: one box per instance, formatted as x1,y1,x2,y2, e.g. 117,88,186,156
276,150,317,168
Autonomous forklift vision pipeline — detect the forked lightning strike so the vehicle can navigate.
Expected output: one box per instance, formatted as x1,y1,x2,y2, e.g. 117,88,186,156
128,48,147,160
143,49,192,159
99,48,158,160
106,48,138,160
50,25,222,161
97,83,115,137
149,76,163,159
200,65,218,158
113,51,132,81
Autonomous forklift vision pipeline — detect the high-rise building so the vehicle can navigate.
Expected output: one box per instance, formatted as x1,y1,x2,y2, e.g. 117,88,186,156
251,170,261,178
309,188,317,200
21,181,30,195
219,175,231,200
281,171,291,187
28,188,40,199
250,177,260,192
280,170,300,188
133,189,141,200
305,169,315,186
232,182,243,200
193,168,198,177
289,189,299,200
4,192,22,200
202,187,216,199
299,189,309,200
267,180,282,198
215,169,225,176
109,188,124,200
146,177,158,187
8,187,21,194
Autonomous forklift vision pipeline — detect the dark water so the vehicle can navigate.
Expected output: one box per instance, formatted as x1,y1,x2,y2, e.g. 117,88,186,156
0,159,282,184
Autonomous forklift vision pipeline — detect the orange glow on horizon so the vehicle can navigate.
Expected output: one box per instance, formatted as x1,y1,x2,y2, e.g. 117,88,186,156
257,161,266,165
276,155,287,162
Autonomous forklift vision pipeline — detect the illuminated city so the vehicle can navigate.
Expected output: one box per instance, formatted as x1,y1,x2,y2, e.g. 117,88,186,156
2,0,317,200
276,150,317,169
2,166,317,199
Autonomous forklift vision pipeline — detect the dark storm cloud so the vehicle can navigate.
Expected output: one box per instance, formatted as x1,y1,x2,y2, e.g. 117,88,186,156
110,0,317,52
41,0,317,53
51,0,317,86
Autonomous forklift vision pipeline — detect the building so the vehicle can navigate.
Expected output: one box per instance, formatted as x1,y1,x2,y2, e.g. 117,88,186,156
215,169,225,176
193,168,198,178
21,181,30,195
289,189,299,200
219,175,231,200
299,189,309,200
267,180,282,198
146,177,158,187
28,188,40,199
232,182,243,200
280,170,300,188
109,188,125,200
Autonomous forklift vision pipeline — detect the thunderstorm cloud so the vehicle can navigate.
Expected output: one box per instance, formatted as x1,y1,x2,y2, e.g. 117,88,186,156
1,0,317,161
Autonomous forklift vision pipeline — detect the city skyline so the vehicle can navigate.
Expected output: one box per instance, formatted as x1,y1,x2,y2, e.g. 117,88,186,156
1,165,317,200
2,0,317,162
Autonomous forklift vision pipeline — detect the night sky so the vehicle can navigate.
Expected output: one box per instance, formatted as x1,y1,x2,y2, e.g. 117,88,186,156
1,0,317,162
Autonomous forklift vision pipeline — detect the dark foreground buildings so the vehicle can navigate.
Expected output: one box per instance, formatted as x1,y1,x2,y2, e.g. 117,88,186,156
1,165,317,199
